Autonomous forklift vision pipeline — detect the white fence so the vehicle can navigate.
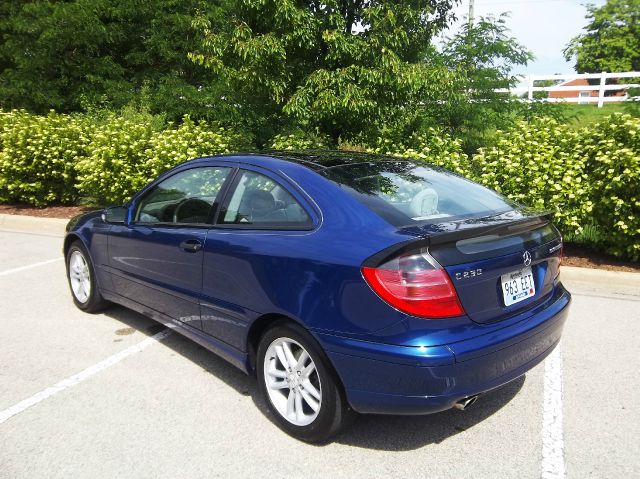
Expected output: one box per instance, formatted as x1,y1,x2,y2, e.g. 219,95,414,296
495,71,640,107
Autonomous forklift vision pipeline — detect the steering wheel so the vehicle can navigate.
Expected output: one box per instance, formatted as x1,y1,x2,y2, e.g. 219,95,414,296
173,197,210,223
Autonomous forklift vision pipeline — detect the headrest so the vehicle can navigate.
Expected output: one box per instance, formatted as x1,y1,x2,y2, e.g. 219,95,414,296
247,189,275,215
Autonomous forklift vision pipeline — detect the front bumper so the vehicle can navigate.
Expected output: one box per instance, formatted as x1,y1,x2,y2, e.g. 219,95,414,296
318,285,571,415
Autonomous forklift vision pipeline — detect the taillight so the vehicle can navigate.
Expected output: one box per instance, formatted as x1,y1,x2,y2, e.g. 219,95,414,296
361,249,464,319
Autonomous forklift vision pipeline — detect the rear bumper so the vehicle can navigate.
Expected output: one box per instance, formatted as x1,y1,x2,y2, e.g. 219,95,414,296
319,285,571,415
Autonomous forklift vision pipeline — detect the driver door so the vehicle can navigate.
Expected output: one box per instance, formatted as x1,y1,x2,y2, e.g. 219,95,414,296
108,166,233,329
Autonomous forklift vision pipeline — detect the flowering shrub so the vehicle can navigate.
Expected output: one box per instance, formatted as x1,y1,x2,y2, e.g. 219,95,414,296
75,115,251,204
0,110,90,205
0,110,250,205
471,118,589,233
365,128,470,176
269,130,331,150
472,114,639,260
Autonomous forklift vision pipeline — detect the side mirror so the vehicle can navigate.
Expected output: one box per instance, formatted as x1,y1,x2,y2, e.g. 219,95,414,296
101,206,128,224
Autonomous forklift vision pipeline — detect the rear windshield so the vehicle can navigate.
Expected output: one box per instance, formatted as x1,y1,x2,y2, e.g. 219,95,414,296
322,161,517,226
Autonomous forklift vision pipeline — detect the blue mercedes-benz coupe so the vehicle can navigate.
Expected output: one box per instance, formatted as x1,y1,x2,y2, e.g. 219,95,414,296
64,151,570,442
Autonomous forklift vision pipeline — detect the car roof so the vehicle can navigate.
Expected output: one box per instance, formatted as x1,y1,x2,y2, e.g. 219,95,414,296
261,150,396,170
187,150,409,173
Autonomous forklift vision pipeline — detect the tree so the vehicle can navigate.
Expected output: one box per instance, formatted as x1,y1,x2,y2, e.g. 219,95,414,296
0,0,127,112
0,0,230,120
190,0,459,144
564,0,640,73
436,14,534,152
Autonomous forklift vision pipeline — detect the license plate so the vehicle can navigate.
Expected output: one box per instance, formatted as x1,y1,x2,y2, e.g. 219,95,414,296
501,266,535,307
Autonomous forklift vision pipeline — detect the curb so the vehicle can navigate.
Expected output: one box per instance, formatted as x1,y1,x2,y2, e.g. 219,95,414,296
0,213,68,237
561,265,639,285
560,265,639,297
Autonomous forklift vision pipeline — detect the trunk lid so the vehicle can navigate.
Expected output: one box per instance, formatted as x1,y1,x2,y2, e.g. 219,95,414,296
400,210,562,324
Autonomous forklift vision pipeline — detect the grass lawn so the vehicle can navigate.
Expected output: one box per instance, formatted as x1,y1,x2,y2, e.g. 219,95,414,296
559,103,640,127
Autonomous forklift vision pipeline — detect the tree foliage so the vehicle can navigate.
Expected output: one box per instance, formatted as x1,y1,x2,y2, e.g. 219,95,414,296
564,0,640,73
0,1,536,151
0,0,229,120
437,14,534,152
191,7,536,149
190,0,459,144
0,1,538,152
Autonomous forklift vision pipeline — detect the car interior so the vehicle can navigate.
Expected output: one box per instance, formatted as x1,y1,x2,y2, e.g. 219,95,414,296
137,193,216,224
137,171,311,226
229,185,309,224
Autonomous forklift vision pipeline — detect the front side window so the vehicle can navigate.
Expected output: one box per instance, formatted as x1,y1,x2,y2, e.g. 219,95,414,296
136,167,231,224
221,170,312,227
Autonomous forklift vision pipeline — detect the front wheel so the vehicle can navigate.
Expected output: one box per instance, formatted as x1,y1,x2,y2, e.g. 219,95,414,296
257,323,354,442
66,241,108,313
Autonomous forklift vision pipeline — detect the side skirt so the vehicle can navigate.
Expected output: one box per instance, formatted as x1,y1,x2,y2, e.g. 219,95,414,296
101,289,251,374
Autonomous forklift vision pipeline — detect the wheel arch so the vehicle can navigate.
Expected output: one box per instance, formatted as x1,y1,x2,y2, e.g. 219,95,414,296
246,313,292,374
63,233,85,257
63,233,101,289
246,312,351,409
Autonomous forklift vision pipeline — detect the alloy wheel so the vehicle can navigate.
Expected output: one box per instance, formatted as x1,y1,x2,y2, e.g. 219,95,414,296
69,250,91,303
263,337,322,426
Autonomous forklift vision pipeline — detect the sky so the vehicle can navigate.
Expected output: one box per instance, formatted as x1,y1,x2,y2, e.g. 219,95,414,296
443,0,607,77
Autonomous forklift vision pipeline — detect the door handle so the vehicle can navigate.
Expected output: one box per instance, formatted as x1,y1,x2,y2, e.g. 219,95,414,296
180,239,202,253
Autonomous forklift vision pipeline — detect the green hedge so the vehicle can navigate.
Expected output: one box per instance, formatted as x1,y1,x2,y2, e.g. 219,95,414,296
0,109,638,260
471,118,590,234
0,110,251,205
364,128,471,176
269,130,331,150
574,115,639,260
0,110,90,206
76,115,251,204
470,114,639,261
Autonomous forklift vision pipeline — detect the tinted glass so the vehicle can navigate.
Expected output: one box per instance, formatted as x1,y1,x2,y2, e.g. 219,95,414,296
222,170,311,227
323,161,516,226
136,167,231,224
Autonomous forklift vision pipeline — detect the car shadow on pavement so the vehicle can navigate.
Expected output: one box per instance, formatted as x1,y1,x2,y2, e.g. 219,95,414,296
103,305,261,394
104,305,525,451
335,375,525,450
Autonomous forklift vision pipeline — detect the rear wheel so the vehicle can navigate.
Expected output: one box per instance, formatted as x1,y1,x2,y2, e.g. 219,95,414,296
257,323,353,442
66,241,108,313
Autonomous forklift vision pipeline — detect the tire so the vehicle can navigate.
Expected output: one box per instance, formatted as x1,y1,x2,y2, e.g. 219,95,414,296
256,322,354,443
66,240,108,313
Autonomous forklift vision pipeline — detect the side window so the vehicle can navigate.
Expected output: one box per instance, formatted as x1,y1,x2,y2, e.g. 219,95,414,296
221,170,312,227
136,167,231,225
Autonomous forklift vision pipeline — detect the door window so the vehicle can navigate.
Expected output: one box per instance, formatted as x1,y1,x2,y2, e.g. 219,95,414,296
136,167,231,225
221,170,312,227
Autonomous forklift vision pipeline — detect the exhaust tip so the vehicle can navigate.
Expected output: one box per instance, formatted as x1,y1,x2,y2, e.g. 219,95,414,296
454,395,479,410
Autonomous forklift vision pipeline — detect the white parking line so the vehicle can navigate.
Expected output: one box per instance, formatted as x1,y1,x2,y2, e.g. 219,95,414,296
0,257,62,277
0,329,171,425
541,343,565,479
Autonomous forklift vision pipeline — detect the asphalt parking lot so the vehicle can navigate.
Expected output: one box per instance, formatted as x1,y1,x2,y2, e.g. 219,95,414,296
1,225,639,479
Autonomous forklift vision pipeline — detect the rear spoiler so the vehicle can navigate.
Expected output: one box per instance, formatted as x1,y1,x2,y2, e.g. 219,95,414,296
363,210,554,268
427,211,554,246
